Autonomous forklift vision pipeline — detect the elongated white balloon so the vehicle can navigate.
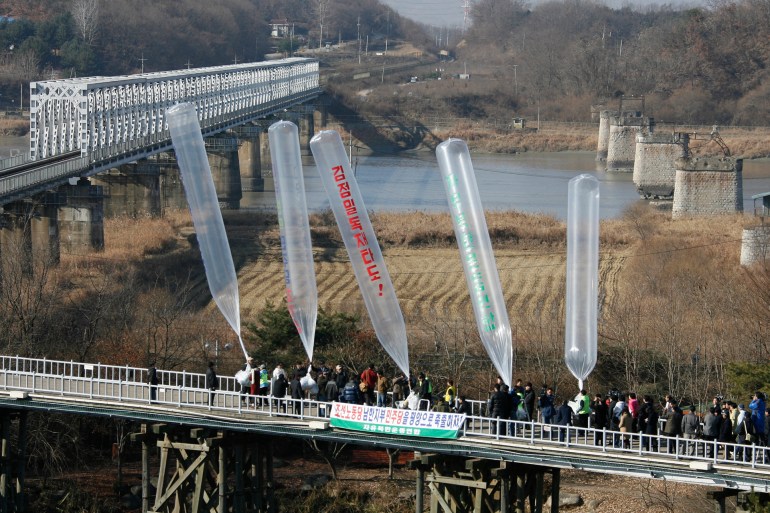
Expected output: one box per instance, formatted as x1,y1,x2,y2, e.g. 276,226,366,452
166,102,247,358
268,121,318,361
436,139,512,388
565,174,600,391
310,130,410,377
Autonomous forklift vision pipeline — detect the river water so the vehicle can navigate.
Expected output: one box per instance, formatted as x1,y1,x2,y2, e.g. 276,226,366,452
244,151,770,220
4,135,770,220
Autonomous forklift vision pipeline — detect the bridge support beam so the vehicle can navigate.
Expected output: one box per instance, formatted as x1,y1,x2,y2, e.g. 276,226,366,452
133,424,274,513
0,409,28,513
91,164,162,218
409,453,560,513
58,178,105,252
408,454,559,513
231,127,265,193
204,136,242,209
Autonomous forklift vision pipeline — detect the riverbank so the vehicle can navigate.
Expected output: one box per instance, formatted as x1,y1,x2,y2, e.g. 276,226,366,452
322,116,770,159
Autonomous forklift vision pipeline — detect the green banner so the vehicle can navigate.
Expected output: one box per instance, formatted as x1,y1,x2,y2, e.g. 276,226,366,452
329,403,466,439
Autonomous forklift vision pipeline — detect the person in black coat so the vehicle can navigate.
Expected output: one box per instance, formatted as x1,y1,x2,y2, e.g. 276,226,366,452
271,374,288,412
523,383,536,421
664,405,684,454
489,385,512,435
289,373,303,413
592,394,609,445
333,365,348,392
147,363,159,403
555,400,573,441
640,396,660,451
718,409,733,459
205,361,218,406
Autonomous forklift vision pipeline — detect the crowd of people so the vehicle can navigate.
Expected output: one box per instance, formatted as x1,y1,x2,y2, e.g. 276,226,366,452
486,378,770,458
198,358,770,458
200,357,469,414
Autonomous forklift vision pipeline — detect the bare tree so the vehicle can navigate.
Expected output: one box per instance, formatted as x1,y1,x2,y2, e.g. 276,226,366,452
71,0,100,45
314,0,331,49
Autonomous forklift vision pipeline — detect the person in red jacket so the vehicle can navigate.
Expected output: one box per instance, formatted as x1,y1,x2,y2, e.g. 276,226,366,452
360,363,377,406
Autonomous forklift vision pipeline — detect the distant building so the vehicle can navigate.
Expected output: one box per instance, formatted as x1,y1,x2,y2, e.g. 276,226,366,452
270,20,292,38
512,118,526,130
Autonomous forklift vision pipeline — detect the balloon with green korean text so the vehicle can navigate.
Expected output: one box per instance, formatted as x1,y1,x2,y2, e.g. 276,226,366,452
436,138,513,388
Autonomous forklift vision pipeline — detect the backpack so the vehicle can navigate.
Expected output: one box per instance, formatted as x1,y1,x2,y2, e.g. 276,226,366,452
745,418,756,440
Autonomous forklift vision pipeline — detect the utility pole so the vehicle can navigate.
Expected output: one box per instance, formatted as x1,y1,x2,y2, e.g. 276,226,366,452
138,53,147,73
357,16,361,64
513,64,518,95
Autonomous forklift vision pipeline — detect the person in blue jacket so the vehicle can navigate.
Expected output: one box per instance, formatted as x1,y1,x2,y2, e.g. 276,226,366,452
749,391,766,444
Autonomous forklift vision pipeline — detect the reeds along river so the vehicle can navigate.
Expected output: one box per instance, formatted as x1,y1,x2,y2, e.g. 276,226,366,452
242,152,770,220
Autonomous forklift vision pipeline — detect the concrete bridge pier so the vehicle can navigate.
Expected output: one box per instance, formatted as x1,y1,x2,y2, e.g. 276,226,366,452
672,157,743,219
30,194,65,267
282,106,316,156
0,204,34,277
204,135,243,209
606,114,647,173
633,132,689,199
131,424,275,513
409,453,560,513
298,110,315,156
0,408,28,513
596,110,618,163
231,126,265,192
90,164,162,218
58,178,105,252
741,224,770,266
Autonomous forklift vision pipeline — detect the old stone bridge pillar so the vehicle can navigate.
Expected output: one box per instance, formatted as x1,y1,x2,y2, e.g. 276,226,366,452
672,157,743,219
58,178,105,253
204,135,242,210
231,126,265,193
633,132,689,200
606,113,647,173
90,164,162,218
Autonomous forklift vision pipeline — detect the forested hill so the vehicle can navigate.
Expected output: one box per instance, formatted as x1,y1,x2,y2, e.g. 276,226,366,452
0,0,430,77
2,0,770,125
460,0,770,125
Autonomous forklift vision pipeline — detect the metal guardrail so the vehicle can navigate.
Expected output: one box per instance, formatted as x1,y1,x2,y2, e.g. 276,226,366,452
0,151,30,171
1,354,769,486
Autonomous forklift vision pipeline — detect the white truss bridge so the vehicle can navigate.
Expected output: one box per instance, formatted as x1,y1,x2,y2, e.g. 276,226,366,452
0,57,320,204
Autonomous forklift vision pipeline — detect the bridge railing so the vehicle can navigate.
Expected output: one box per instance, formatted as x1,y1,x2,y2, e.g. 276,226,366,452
1,355,769,475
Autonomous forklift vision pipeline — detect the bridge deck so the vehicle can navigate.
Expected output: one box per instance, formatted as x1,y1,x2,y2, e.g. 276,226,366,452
1,356,768,493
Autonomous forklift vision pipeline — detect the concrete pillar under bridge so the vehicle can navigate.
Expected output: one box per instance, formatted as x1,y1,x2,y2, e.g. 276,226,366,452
90,164,162,218
280,106,316,156
204,135,242,209
672,156,743,219
130,424,276,513
606,113,648,173
58,178,105,253
0,194,64,274
633,132,689,200
408,453,562,513
230,126,265,192
596,109,618,163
